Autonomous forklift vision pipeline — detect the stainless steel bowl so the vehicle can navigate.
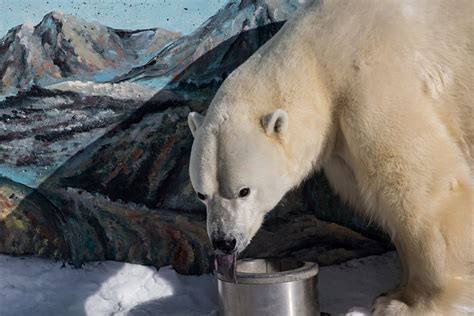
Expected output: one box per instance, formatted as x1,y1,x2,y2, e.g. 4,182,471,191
217,258,319,316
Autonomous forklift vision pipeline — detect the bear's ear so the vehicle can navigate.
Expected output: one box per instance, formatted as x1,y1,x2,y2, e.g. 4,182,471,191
261,109,288,138
188,112,204,137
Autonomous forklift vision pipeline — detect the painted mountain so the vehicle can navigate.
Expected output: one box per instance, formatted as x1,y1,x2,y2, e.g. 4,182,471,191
115,0,317,87
0,0,390,275
0,11,180,96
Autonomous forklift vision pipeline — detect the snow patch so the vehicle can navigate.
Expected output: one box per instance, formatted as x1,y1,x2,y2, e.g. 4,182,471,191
45,81,157,100
0,252,471,315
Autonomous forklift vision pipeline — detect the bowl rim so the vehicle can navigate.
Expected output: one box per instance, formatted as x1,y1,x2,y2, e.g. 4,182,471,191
216,257,319,284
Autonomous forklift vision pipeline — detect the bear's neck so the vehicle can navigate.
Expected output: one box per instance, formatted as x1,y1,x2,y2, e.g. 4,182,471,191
266,34,338,186
212,17,340,188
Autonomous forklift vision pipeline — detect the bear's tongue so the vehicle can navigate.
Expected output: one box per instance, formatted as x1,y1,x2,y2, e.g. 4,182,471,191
215,252,238,283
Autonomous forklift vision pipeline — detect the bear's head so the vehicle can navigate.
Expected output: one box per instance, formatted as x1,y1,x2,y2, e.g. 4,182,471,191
188,106,291,248
187,42,332,278
188,103,295,279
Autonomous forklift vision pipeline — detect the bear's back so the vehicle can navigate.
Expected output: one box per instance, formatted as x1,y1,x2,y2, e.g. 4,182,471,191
299,0,473,166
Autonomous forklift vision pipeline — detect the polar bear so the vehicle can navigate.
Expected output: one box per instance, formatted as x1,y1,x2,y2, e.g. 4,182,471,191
187,0,473,314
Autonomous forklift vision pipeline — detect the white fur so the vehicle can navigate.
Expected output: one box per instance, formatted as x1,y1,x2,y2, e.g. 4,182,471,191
189,0,473,314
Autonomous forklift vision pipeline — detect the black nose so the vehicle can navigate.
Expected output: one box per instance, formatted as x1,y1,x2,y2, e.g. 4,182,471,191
212,237,237,254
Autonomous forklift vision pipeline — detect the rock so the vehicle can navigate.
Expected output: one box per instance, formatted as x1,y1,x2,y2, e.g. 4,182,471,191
0,80,390,274
0,177,67,259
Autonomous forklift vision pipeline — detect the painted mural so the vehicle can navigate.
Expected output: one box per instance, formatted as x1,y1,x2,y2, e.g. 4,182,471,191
0,0,390,274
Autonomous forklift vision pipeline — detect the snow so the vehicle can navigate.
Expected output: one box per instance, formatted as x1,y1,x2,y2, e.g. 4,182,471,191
319,252,400,315
0,252,471,315
0,255,217,316
45,81,157,101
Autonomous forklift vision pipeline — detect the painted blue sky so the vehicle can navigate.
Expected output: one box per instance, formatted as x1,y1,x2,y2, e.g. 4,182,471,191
0,0,228,37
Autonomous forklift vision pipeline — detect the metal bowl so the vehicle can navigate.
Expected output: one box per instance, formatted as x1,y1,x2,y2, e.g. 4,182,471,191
217,258,319,316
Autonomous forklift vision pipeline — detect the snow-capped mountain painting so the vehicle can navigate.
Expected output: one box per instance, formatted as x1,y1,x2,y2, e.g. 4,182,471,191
0,0,315,188
0,11,180,96
116,0,315,87
0,0,389,278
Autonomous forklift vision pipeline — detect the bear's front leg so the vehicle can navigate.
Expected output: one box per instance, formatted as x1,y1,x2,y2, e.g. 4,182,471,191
371,183,472,316
372,202,472,316
371,222,448,316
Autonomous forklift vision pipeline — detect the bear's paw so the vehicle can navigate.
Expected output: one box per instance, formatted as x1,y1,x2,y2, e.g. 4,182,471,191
372,289,410,316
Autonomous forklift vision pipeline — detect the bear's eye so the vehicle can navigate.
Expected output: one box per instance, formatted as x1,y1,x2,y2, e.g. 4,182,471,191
197,192,207,201
239,188,250,198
